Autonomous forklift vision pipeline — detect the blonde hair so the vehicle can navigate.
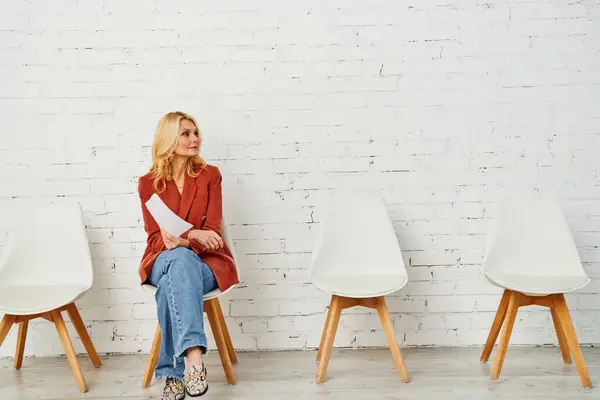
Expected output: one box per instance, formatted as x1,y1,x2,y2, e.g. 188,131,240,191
150,111,207,192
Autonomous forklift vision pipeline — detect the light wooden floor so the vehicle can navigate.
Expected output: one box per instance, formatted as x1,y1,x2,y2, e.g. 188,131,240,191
1,347,598,399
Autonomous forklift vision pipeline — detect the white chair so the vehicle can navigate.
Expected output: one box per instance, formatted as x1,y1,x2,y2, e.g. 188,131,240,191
142,218,240,387
0,199,101,393
309,192,409,384
480,190,592,388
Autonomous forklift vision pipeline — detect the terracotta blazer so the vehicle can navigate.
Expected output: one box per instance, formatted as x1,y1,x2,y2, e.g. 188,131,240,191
137,164,239,292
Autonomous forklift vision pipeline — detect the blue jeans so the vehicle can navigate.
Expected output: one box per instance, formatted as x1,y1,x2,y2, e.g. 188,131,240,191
148,247,218,379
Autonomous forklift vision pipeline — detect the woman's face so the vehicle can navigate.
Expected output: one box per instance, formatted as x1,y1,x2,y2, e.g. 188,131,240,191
173,119,201,158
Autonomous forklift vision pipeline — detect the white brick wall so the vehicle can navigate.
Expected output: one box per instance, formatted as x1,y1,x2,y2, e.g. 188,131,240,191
1,0,600,358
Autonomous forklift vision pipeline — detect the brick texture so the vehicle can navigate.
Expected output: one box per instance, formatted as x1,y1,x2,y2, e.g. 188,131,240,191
1,0,600,357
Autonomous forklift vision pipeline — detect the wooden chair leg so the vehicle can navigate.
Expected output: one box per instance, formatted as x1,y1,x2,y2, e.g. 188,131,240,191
66,303,101,367
206,299,236,385
552,294,592,388
316,295,343,384
550,307,571,364
316,299,333,362
214,299,237,364
491,291,520,380
14,320,28,369
376,297,409,383
52,310,88,393
481,289,511,362
0,314,17,349
142,324,161,388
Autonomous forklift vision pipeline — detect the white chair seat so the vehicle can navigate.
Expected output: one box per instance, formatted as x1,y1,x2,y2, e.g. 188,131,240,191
308,192,409,299
482,190,590,296
0,284,88,315
0,199,94,316
141,283,224,301
311,272,407,298
485,272,590,296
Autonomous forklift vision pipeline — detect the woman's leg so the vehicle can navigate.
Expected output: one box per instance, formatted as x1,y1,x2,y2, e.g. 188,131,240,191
148,247,218,379
182,259,218,396
186,260,218,366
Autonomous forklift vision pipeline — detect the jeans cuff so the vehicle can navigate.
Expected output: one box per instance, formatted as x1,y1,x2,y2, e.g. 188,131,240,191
175,338,208,359
155,369,185,380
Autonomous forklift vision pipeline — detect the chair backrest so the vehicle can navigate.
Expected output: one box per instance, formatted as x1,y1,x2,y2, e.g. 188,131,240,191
483,190,588,278
220,216,241,281
0,199,93,288
309,191,407,279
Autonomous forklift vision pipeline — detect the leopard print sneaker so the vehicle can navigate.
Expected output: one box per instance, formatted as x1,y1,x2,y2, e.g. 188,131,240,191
184,363,209,397
162,377,185,400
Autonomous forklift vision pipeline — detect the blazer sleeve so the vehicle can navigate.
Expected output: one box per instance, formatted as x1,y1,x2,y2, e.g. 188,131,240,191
138,177,166,253
202,166,224,234
188,166,224,254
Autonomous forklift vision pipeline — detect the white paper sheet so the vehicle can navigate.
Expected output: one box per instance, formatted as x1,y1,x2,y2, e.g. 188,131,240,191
145,193,193,237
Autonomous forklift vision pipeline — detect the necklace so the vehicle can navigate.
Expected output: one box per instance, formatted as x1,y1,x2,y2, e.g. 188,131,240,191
173,174,184,188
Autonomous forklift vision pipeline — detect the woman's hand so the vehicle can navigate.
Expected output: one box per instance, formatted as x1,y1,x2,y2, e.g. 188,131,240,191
188,229,223,251
161,229,189,250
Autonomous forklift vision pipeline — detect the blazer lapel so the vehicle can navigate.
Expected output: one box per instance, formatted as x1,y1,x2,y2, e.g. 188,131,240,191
178,172,197,221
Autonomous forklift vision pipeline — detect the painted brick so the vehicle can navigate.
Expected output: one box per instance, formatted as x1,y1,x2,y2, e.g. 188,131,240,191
1,0,599,359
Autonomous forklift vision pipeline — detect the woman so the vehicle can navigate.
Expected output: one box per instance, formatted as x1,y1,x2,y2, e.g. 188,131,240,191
138,111,238,399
